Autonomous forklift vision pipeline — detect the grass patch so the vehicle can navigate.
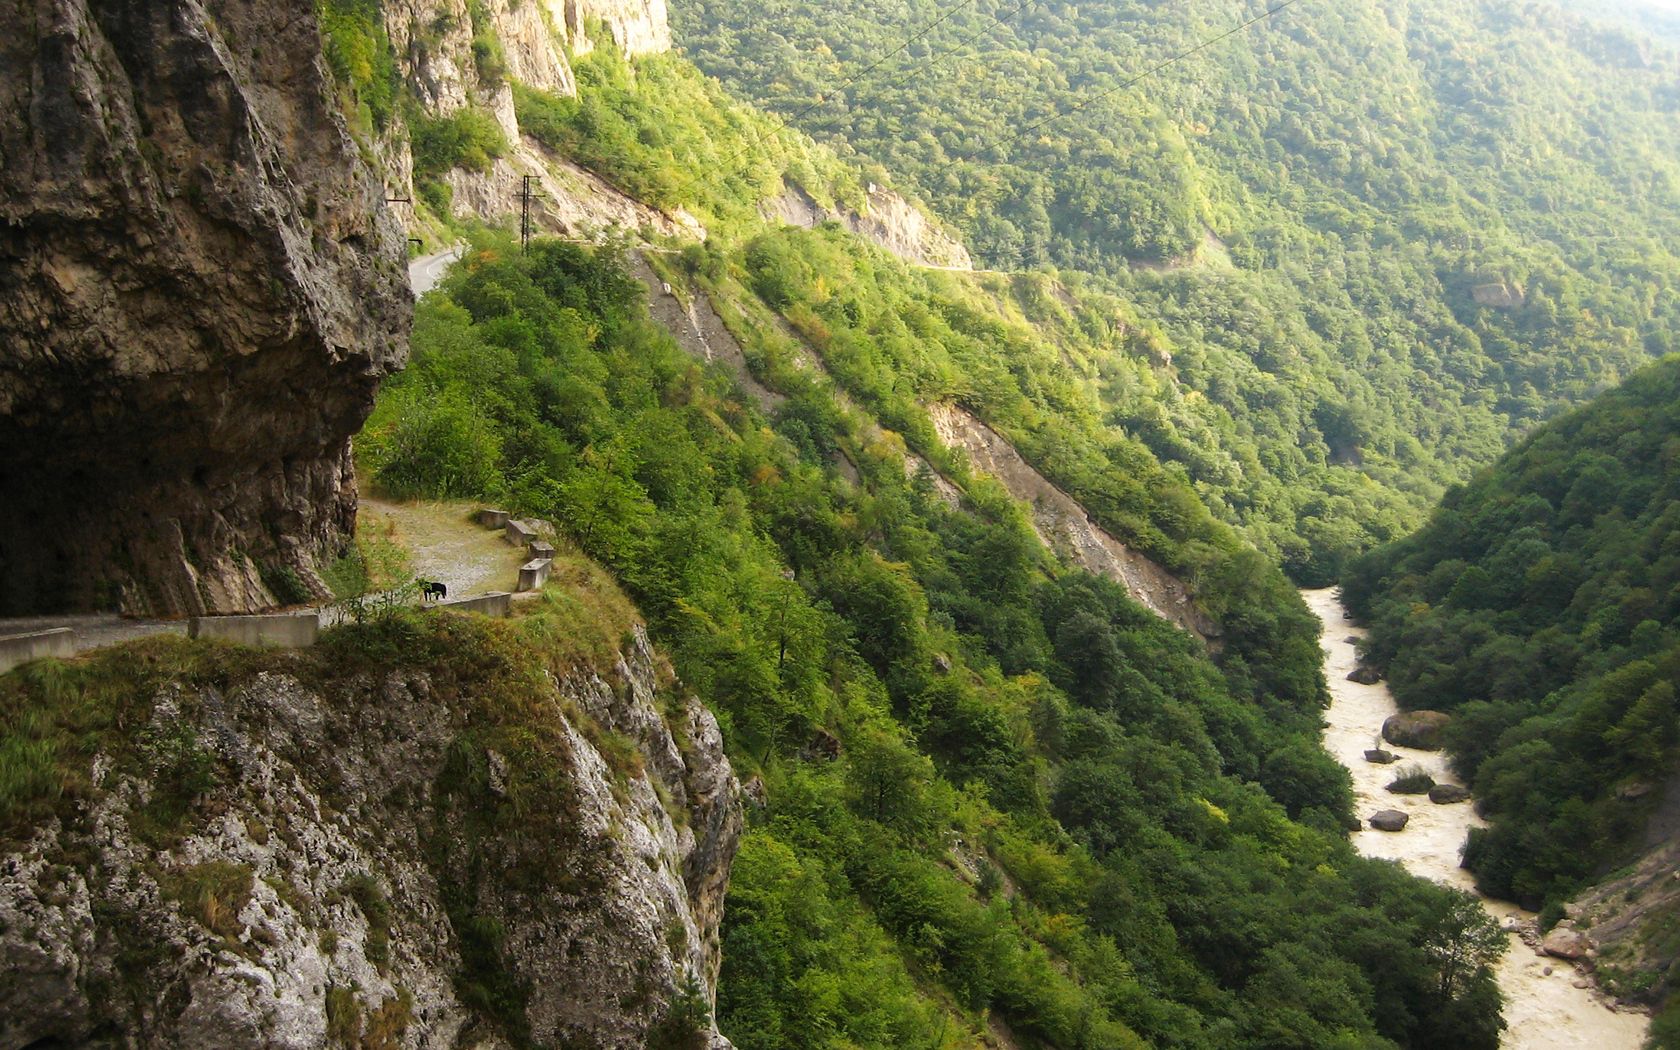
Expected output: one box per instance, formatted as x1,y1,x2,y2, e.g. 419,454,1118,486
327,984,362,1045
343,873,393,969
513,551,641,672
0,638,267,844
365,989,415,1049
1386,765,1436,794
160,860,255,947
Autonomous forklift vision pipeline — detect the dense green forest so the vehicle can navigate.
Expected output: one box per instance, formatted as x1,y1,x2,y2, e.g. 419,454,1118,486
307,0,1680,1042
359,233,1511,1048
672,0,1680,580
1344,355,1680,1040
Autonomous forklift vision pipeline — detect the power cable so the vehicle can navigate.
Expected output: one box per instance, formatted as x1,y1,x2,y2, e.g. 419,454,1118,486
800,0,1039,135
956,0,1304,160
691,0,987,187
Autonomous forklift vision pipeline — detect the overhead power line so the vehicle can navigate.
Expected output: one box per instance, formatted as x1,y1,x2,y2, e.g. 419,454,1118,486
556,0,1307,259
958,0,1304,160
695,0,987,184
802,0,1040,134
783,0,987,127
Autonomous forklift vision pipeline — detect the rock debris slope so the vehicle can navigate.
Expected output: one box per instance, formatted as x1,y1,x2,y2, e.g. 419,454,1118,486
0,0,410,616
928,403,1216,640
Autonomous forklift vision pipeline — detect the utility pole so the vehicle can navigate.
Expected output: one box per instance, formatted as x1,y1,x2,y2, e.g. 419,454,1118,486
519,175,545,255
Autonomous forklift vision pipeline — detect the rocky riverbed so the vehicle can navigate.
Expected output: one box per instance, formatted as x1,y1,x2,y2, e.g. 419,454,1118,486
1305,588,1650,1049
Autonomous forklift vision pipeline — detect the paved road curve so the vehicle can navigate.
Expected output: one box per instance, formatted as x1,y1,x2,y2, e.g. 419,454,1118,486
408,244,464,296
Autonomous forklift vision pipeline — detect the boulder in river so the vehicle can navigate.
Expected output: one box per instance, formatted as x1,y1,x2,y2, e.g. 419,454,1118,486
1428,784,1473,805
1346,665,1384,685
1382,710,1452,750
1369,810,1410,832
1542,925,1594,960
1364,748,1399,764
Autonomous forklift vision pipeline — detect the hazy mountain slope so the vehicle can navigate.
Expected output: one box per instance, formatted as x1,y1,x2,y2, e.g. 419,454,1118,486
309,1,1535,1044
368,228,1515,1049
673,0,1680,582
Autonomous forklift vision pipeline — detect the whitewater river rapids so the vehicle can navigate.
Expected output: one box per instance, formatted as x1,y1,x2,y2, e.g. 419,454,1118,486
1304,589,1651,1048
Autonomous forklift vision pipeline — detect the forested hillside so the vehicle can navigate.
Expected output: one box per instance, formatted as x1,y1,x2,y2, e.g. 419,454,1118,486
1344,355,1680,1041
674,0,1680,580
309,0,1680,1042
366,230,1510,1048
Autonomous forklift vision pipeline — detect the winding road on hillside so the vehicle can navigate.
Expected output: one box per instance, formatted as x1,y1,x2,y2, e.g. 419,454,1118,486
0,251,486,662
409,245,464,296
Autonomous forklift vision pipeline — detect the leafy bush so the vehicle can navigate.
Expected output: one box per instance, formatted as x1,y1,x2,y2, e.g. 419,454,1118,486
411,108,508,181
467,0,508,87
1387,764,1437,794
319,0,400,131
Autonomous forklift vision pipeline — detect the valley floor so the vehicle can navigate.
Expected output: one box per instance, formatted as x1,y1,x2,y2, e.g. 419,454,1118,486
1306,589,1651,1049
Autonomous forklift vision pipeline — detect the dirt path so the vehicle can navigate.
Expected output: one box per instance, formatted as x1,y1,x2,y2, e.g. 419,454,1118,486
358,498,527,600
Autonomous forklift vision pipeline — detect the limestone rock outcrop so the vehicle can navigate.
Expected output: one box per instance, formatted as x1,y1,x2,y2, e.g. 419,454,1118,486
0,621,742,1048
550,0,672,57
928,402,1216,640
763,183,974,270
1471,280,1525,309
0,0,410,616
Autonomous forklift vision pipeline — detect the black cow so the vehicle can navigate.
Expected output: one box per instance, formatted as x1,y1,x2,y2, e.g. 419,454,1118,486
421,581,448,602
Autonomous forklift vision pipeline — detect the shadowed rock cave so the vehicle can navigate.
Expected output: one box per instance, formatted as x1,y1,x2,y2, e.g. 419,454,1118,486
0,0,410,616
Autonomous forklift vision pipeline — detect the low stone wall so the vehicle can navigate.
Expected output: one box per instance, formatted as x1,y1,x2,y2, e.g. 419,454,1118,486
0,627,75,673
437,592,512,618
505,519,541,546
518,559,552,592
189,612,320,648
479,509,555,595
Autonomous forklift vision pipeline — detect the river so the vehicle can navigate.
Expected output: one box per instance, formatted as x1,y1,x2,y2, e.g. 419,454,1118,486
1304,588,1651,1049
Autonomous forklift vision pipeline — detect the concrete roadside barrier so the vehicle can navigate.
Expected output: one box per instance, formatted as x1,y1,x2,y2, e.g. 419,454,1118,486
189,612,320,648
437,592,512,618
0,627,76,673
518,559,552,592
477,508,510,529
505,519,541,547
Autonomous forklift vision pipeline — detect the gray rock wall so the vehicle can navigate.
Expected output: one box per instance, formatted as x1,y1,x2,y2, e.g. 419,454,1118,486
0,624,741,1048
0,0,411,616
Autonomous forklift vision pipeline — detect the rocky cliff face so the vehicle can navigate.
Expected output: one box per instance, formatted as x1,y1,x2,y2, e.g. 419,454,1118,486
379,0,679,235
929,403,1216,640
552,0,673,57
0,0,411,616
0,618,742,1048
762,184,973,270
